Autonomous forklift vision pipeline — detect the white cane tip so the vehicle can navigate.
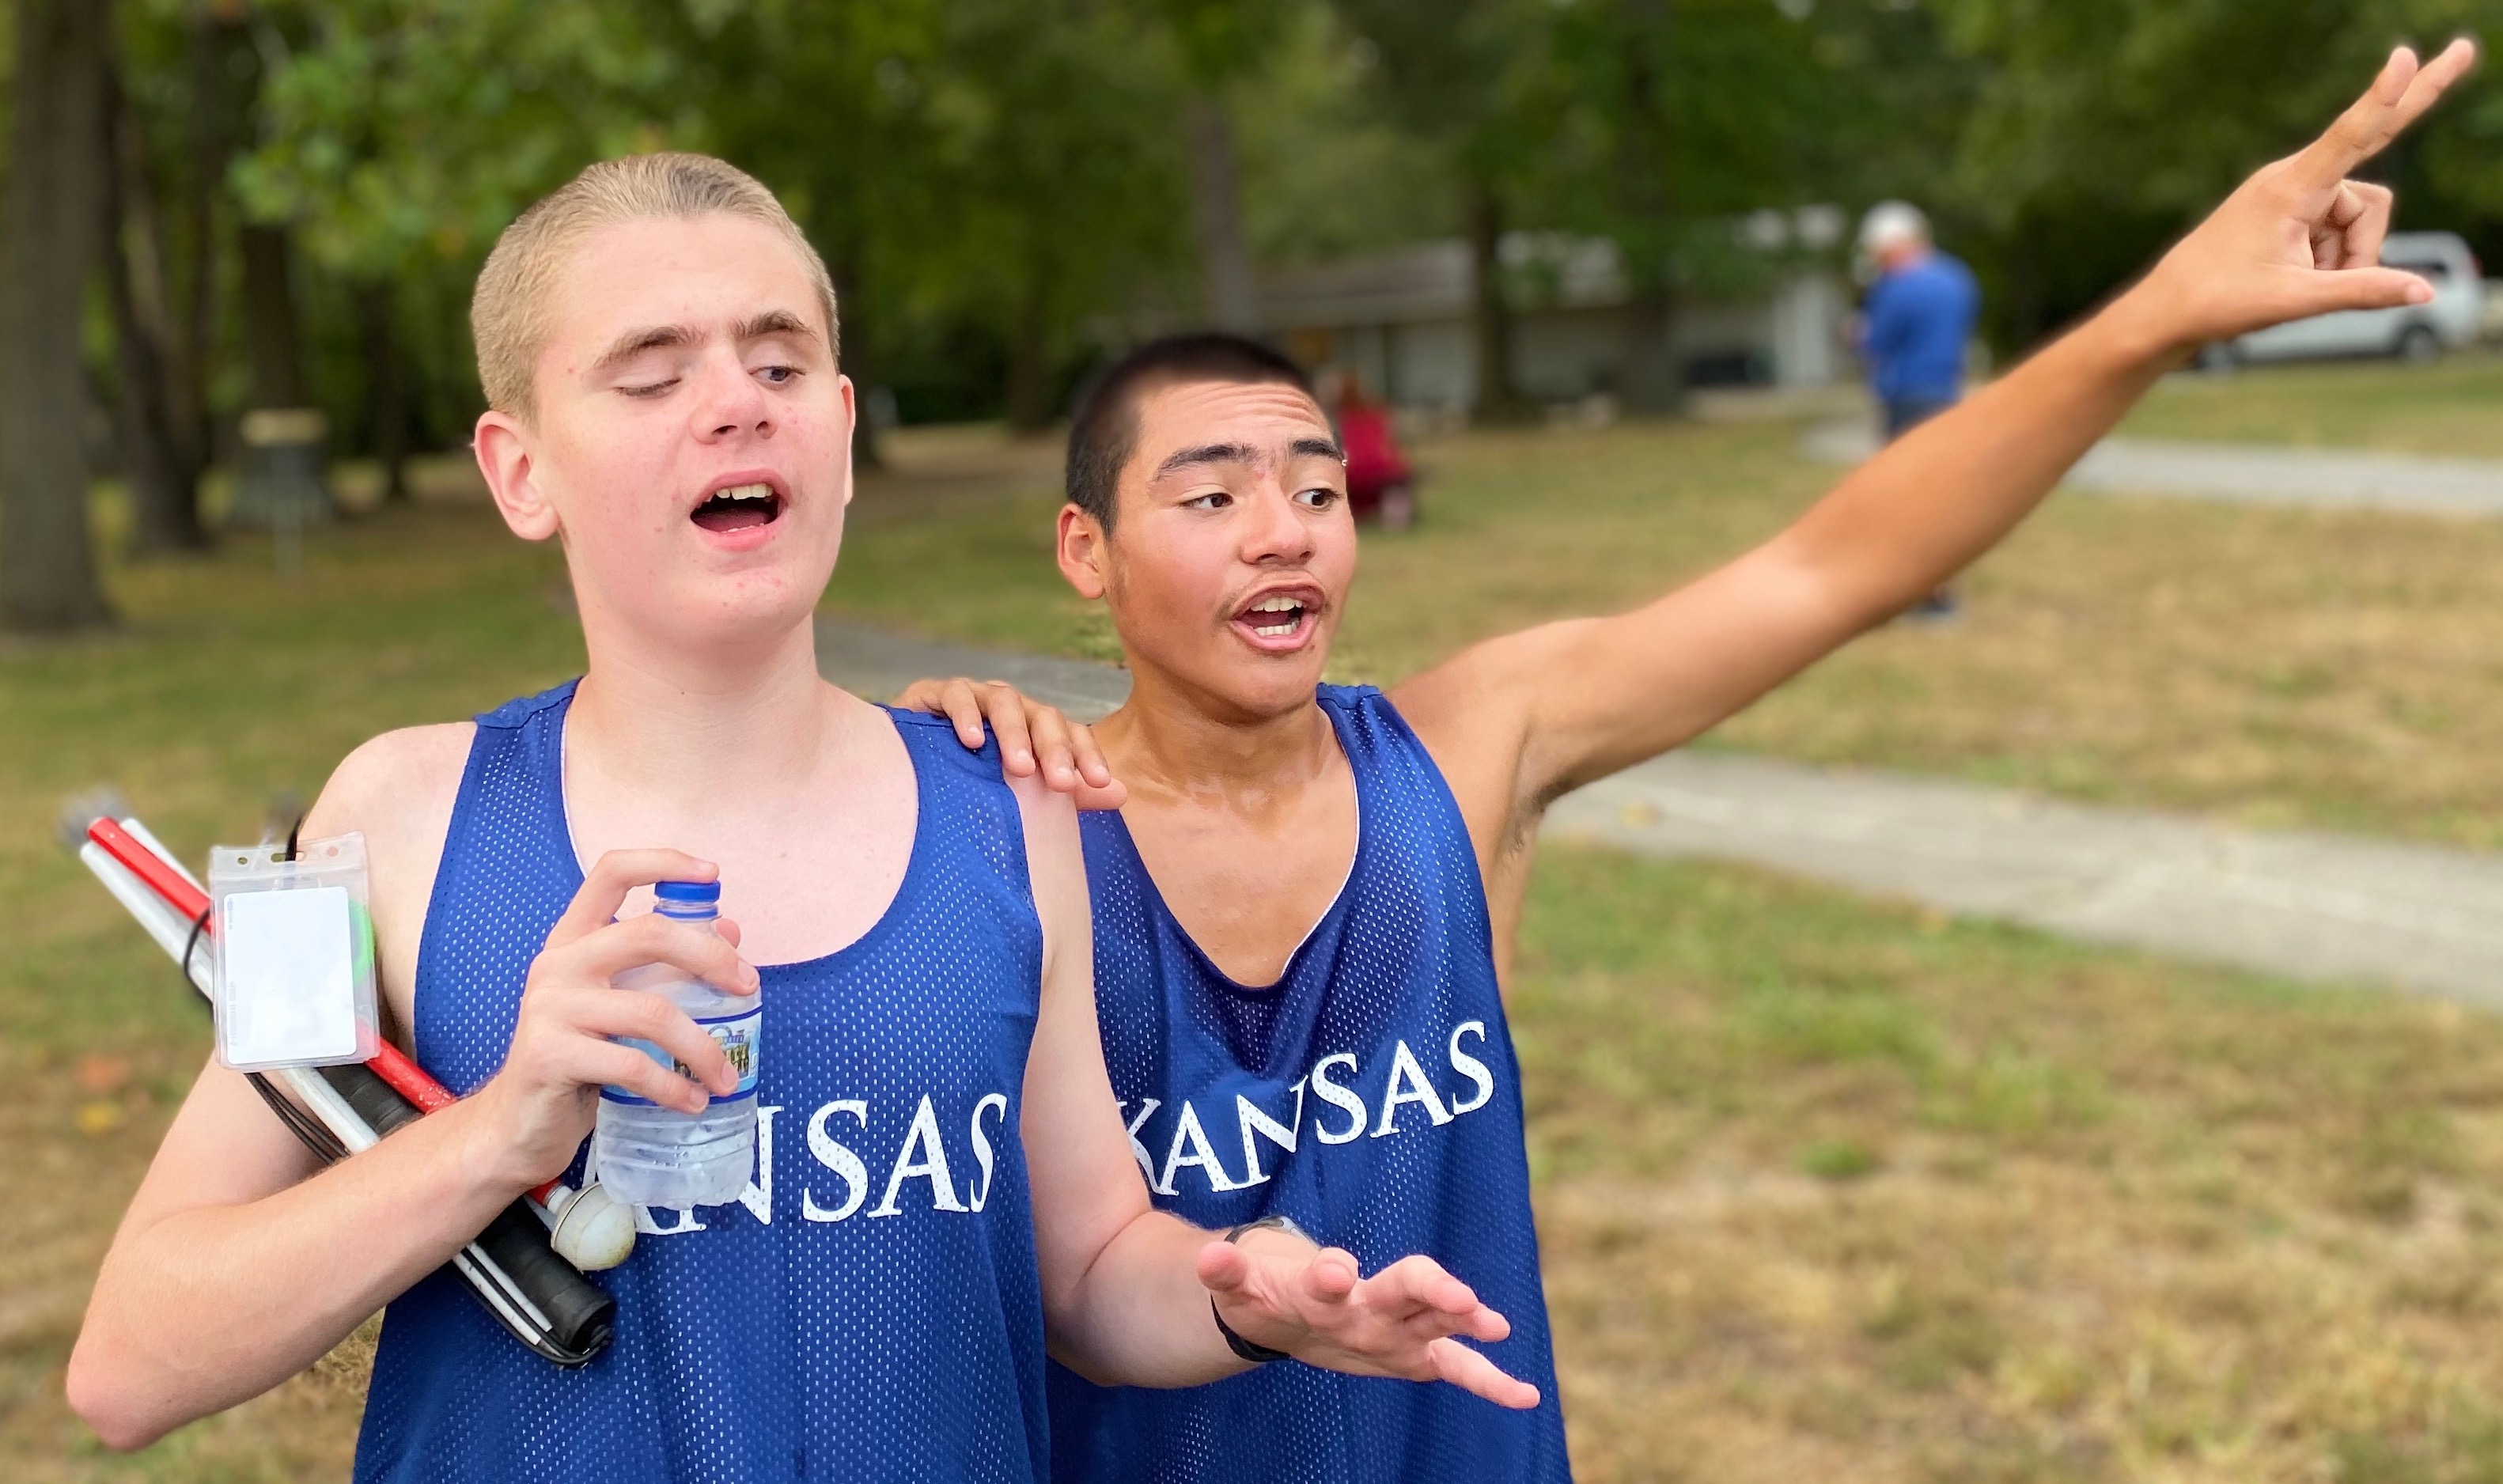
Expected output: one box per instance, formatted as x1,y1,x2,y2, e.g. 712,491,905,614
551,1181,638,1270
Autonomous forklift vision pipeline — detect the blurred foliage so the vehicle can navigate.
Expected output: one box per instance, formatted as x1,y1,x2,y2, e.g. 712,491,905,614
1932,0,2503,341
44,0,2503,471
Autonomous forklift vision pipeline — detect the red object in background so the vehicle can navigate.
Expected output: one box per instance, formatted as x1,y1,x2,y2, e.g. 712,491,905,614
1339,402,1412,520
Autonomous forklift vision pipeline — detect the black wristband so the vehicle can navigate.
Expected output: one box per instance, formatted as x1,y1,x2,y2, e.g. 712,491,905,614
1212,1215,1311,1365
1213,1299,1291,1365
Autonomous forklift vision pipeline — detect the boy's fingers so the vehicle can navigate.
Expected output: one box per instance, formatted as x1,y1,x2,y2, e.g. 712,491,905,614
2317,180,2395,270
978,681,1038,773
547,849,717,948
1195,1237,1252,1295
1071,778,1130,812
574,1037,713,1113
2296,47,2417,185
2297,40,2475,187
1022,702,1081,786
1068,720,1115,789
567,985,730,1079
947,680,994,751
1374,1255,1476,1316
1302,1247,1359,1304
2294,264,2437,318
558,914,759,1004
1426,1338,1541,1410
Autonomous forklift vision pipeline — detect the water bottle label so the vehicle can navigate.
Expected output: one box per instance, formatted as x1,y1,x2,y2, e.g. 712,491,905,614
602,1005,763,1106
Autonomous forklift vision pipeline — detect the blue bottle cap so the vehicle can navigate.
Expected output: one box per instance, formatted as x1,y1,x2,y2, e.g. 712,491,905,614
654,880,722,903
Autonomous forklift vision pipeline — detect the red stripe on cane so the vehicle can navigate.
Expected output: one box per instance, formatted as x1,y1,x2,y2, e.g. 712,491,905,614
86,816,559,1205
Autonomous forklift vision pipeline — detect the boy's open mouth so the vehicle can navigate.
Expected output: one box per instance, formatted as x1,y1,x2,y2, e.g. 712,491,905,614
691,483,783,532
1232,590,1320,643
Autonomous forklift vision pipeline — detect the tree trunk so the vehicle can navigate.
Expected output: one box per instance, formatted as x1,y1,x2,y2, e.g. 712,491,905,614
1186,95,1259,334
356,282,410,502
1619,287,1682,414
1004,271,1053,433
1465,181,1528,426
0,0,114,631
172,2,244,482
830,243,883,471
240,221,308,410
102,43,206,552
1613,0,1683,415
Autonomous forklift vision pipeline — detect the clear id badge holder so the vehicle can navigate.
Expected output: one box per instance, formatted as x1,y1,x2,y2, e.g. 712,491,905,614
208,832,380,1072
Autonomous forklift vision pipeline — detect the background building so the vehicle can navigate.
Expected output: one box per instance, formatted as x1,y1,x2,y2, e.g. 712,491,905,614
1262,208,1853,412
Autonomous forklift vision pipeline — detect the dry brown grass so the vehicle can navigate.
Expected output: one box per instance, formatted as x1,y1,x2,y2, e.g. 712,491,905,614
1521,846,2503,1484
2119,353,2503,457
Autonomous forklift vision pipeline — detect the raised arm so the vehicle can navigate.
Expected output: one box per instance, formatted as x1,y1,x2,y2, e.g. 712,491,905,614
1009,777,1536,1408
1397,41,2477,808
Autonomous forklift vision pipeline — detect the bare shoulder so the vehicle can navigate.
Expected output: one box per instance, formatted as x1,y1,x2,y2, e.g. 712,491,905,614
1005,771,1089,967
301,723,475,1024
1389,619,1599,784
1007,770,1085,888
301,722,474,848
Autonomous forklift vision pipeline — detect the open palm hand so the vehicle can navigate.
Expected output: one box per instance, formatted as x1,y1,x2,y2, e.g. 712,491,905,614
1200,1234,1542,1410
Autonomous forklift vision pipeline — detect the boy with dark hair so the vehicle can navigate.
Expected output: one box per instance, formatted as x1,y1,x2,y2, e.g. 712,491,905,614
906,46,2478,1483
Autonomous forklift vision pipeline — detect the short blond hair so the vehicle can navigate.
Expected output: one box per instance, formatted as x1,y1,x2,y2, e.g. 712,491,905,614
471,153,839,418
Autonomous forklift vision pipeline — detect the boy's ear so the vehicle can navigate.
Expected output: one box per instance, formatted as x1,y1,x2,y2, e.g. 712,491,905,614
474,410,559,541
1056,502,1108,600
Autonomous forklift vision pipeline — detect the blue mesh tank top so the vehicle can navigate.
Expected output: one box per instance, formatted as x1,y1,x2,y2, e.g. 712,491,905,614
1048,685,1571,1482
355,680,1051,1483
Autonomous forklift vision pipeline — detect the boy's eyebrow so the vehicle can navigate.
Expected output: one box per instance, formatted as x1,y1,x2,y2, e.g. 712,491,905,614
591,310,820,376
1153,441,1259,479
737,309,820,343
592,323,695,373
1153,437,1346,480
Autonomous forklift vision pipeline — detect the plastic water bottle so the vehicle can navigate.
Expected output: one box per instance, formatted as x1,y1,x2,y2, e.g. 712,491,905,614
592,880,760,1208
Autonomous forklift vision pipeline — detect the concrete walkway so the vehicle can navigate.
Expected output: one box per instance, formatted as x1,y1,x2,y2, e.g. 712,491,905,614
1804,419,2503,517
819,618,2503,1005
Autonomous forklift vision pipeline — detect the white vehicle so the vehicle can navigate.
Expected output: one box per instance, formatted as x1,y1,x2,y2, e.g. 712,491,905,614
2203,230,2484,368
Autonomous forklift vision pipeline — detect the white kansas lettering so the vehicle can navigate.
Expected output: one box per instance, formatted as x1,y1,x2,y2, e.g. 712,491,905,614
1372,1039,1453,1137
1236,1081,1305,1187
968,1093,1009,1213
870,1094,969,1217
1309,1053,1368,1145
1448,1021,1494,1115
1158,1100,1244,1194
1119,1098,1163,1185
737,1104,782,1224
804,1100,871,1222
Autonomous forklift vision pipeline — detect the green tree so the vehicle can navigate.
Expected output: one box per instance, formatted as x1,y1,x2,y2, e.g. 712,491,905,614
236,0,695,474
1933,0,2502,343
1150,0,1297,331
1331,0,1556,422
651,0,949,466
918,0,1192,428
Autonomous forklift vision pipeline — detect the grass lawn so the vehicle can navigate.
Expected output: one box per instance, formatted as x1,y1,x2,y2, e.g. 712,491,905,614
4,415,2503,1478
2120,350,2503,456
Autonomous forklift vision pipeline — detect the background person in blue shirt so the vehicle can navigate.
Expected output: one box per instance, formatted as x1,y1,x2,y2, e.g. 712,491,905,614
1857,200,1982,618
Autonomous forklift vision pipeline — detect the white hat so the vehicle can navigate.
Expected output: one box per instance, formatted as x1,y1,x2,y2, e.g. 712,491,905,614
1859,201,1931,254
